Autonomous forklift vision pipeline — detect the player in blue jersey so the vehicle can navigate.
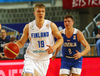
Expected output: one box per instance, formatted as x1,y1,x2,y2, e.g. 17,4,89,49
52,15,90,76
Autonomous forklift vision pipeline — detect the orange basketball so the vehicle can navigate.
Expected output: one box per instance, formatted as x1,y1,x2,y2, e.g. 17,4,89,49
4,42,19,59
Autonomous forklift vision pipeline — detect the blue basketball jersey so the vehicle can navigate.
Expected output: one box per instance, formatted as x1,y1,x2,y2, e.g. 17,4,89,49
61,28,82,57
60,28,83,69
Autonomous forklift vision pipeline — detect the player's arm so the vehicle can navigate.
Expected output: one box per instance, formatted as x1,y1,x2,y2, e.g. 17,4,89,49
73,30,90,59
15,24,29,49
46,22,63,54
51,45,62,61
78,31,90,56
0,53,4,58
51,22,63,51
51,31,62,60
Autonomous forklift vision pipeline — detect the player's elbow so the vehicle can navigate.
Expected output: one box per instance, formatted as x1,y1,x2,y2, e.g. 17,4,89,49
61,36,64,45
87,45,91,52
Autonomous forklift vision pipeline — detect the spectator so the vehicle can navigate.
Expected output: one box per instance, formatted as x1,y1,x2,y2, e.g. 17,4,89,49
0,29,10,58
93,21,100,56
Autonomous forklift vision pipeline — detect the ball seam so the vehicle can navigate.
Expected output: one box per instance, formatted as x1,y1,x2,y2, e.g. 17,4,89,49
5,46,18,56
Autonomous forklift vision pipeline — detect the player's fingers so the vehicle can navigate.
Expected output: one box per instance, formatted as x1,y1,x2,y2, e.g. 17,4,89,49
76,50,79,53
52,58,54,61
45,48,49,51
3,43,9,49
52,57,54,60
73,54,77,57
4,55,7,58
3,44,7,49
45,48,51,52
74,56,79,60
73,54,78,59
46,45,51,47
75,58,78,60
45,45,50,51
51,57,54,61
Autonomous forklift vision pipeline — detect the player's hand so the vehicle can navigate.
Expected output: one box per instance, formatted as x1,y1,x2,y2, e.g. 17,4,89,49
3,55,7,58
0,53,4,58
46,45,54,54
0,53,7,59
73,50,82,60
3,43,9,49
51,55,56,61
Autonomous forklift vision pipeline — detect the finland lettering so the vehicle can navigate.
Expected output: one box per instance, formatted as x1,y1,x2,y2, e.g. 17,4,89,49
31,32,49,38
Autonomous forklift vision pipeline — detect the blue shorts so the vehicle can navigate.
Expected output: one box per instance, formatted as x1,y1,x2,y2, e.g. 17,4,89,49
60,57,83,75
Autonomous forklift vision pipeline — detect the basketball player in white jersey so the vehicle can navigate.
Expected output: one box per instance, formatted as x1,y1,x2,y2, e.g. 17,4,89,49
15,3,63,76
52,15,90,76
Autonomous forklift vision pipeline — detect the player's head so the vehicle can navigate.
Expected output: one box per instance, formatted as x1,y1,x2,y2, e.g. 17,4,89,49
34,3,45,20
64,15,74,29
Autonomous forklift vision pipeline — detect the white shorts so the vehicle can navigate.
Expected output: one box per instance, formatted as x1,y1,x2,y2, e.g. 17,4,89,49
60,67,82,75
23,58,50,76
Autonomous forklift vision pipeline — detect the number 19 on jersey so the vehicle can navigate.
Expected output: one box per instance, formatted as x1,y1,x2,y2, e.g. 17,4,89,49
38,40,44,48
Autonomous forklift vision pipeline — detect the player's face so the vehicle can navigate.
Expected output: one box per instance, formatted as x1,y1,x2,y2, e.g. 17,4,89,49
64,18,74,29
34,7,45,20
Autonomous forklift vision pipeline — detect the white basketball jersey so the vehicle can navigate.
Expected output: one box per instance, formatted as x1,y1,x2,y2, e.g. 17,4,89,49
24,19,54,60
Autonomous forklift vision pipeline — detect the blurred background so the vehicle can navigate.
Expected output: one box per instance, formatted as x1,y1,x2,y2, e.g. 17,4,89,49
0,0,100,76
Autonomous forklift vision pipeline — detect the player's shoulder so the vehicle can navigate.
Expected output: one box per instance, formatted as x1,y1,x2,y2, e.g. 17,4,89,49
28,20,35,27
76,28,82,34
44,19,51,27
45,19,51,23
24,24,29,28
76,28,84,38
50,21,57,29
60,28,65,34
29,20,35,24
73,28,79,34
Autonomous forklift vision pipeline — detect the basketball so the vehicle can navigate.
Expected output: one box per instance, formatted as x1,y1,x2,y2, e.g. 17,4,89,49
4,42,19,59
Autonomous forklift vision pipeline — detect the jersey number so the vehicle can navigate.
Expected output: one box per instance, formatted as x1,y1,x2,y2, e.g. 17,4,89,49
38,40,44,48
68,48,72,54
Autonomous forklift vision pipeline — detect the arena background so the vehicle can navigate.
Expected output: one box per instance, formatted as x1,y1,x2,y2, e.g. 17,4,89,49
0,0,100,76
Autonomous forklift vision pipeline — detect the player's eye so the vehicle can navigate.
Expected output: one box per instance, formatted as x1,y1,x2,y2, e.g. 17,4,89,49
42,10,45,13
37,11,40,13
64,21,66,23
68,21,70,23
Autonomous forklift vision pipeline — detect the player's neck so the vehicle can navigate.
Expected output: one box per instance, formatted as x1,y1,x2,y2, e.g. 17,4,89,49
66,28,74,33
65,28,74,38
35,19,45,29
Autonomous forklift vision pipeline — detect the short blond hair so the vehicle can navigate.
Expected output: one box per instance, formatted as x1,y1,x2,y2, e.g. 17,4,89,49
34,3,45,11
